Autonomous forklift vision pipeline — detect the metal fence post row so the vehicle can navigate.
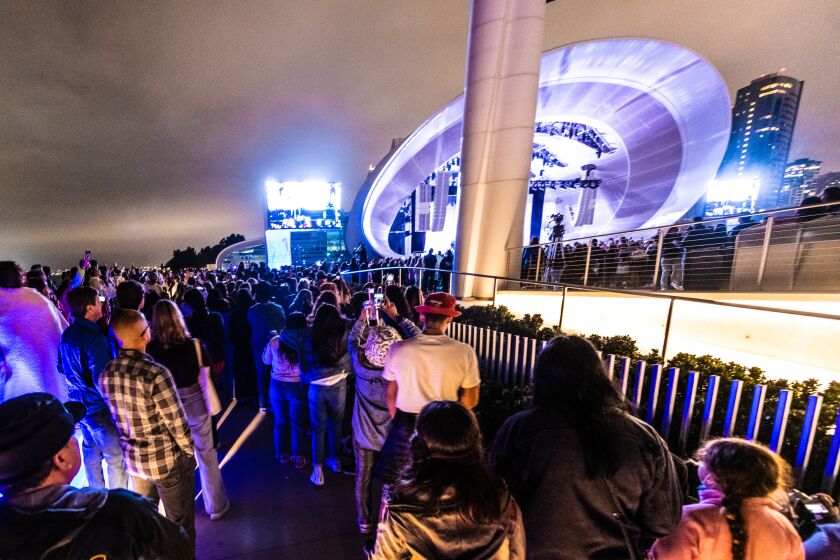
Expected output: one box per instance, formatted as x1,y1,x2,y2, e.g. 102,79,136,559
723,380,744,438
646,364,663,425
769,389,792,454
700,375,721,442
492,330,500,381
796,395,824,483
823,408,840,493
745,385,767,441
631,361,647,413
604,354,616,381
661,367,681,438
529,338,537,384
679,371,699,454
618,357,631,400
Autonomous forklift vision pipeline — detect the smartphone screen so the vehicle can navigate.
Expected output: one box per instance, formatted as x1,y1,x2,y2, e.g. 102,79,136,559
98,296,105,303
374,293,384,307
805,503,829,514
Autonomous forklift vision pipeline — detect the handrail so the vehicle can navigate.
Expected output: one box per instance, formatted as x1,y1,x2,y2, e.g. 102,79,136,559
340,266,840,321
509,200,840,252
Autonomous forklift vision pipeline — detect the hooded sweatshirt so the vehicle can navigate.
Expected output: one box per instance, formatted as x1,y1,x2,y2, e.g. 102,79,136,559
0,484,191,559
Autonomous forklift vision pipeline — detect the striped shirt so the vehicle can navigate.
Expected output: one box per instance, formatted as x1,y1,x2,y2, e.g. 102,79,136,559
98,348,194,481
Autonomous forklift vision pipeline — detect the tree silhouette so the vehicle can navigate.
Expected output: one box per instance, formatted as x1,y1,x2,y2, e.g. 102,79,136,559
165,234,245,270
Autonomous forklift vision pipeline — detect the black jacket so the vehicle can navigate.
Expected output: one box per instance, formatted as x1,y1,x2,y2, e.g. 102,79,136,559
489,408,682,560
0,484,192,560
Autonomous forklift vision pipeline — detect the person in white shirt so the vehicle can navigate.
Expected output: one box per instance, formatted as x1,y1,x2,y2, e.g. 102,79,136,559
374,292,480,485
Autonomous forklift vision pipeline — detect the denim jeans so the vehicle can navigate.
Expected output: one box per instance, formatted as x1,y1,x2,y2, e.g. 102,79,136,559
308,379,347,466
79,408,128,489
269,379,306,458
131,453,197,555
178,384,229,517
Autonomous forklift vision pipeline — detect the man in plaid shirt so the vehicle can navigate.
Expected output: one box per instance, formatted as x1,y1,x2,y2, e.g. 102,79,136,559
99,309,197,552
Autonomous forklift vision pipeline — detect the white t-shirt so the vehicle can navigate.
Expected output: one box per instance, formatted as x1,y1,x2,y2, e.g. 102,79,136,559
383,334,480,414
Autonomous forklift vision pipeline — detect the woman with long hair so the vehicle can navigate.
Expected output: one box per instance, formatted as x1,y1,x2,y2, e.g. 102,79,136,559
263,312,308,469
289,288,313,316
489,335,682,559
308,290,339,322
147,300,230,520
403,285,423,326
650,438,803,560
228,288,258,403
286,303,350,486
369,401,524,558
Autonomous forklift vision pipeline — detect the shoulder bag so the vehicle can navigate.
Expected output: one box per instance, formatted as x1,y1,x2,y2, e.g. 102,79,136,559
194,338,222,415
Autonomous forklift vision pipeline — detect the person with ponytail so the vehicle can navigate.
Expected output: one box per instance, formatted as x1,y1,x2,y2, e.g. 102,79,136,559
368,401,524,559
650,438,804,560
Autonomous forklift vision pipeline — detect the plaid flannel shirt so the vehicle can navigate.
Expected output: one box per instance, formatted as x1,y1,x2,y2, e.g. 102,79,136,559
98,348,194,481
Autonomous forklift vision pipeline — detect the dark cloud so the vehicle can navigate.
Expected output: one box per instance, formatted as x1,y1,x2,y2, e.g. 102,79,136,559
1,1,837,266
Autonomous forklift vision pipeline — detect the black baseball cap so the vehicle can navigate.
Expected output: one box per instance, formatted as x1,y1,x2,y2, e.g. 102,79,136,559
0,393,86,485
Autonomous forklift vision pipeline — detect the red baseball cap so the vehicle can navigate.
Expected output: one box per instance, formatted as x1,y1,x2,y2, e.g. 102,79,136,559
415,292,461,318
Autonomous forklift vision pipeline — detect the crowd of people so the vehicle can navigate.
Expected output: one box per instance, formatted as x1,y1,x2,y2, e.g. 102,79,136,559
522,186,840,291
0,254,838,559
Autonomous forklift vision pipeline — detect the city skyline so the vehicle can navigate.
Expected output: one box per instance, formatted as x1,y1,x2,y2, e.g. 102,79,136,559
2,1,839,266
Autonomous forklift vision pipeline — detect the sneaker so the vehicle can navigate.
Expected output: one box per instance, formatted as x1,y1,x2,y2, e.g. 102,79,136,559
325,458,341,474
209,501,231,521
310,466,325,487
277,453,291,464
294,455,307,469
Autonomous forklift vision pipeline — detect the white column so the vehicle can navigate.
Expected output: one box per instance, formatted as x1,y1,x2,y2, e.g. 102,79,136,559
454,0,546,298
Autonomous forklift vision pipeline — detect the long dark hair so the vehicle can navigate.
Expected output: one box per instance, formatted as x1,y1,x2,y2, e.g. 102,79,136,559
533,336,625,477
385,285,410,318
391,401,505,524
698,438,788,560
311,304,346,366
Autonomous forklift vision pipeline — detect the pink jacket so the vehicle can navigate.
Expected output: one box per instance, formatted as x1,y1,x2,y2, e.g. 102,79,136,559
649,488,804,560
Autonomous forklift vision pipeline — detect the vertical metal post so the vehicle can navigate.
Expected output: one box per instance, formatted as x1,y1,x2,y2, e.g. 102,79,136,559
558,285,568,332
679,371,699,454
529,338,537,384
756,216,774,290
512,335,521,383
700,375,720,442
769,389,792,454
492,330,499,380
618,357,631,400
632,361,647,413
504,333,512,383
652,227,665,288
661,367,680,438
823,407,840,493
796,395,823,483
398,267,403,286
533,245,541,287
661,298,676,363
492,277,498,307
604,354,616,381
582,239,593,286
745,384,767,441
723,380,744,438
646,364,663,425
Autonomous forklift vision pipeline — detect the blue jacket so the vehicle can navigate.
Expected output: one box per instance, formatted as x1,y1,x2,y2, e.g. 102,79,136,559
58,318,112,415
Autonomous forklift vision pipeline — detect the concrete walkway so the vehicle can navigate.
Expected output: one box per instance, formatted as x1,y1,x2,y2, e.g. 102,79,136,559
195,403,366,560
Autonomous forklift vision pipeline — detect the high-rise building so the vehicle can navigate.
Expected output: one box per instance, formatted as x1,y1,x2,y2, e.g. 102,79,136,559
815,172,840,197
779,158,821,207
716,73,804,211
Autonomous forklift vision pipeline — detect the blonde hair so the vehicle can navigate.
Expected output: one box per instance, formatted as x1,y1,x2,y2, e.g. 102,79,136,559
152,299,191,348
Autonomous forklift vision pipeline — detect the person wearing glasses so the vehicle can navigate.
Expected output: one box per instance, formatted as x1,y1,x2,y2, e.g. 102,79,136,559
98,309,197,555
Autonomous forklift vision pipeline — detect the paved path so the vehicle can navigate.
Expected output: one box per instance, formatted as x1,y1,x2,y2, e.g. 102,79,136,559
195,403,367,560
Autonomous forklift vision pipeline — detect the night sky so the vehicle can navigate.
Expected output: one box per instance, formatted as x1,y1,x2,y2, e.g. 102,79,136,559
2,1,838,267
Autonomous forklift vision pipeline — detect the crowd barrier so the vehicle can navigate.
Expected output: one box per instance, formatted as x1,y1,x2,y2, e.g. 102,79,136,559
507,202,840,293
448,321,840,497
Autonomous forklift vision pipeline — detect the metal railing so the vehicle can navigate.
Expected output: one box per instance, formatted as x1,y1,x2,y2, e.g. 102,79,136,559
447,321,840,497
341,265,840,367
508,201,840,293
